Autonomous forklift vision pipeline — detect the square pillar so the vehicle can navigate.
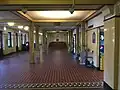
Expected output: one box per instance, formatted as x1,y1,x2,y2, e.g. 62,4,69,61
81,22,85,51
42,30,47,52
29,22,35,64
104,17,120,89
76,26,80,59
35,26,39,50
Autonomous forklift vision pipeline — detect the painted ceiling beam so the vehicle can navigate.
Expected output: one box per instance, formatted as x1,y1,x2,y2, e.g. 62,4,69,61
0,0,118,5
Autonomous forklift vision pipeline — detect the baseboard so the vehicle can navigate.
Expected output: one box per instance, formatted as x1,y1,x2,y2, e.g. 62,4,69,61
104,81,113,90
3,50,26,57
4,52,16,56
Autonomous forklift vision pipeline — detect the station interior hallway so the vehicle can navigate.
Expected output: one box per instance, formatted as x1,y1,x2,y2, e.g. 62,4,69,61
0,42,103,89
0,0,120,89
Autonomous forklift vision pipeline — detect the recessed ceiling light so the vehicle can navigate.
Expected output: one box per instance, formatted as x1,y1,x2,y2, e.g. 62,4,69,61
39,32,43,35
7,22,15,26
24,26,29,31
18,26,23,29
104,29,107,31
35,11,75,19
4,26,7,31
34,30,36,33
19,30,21,33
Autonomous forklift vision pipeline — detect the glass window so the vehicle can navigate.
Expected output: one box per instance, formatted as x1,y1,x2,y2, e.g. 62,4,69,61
24,34,26,44
8,32,12,47
3,33,5,50
21,34,23,44
22,34,25,44
34,34,36,43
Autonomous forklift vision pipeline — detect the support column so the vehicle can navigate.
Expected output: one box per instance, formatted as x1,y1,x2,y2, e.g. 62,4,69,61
42,30,47,52
29,22,35,64
71,30,73,53
69,31,71,52
68,31,71,52
101,4,120,89
104,17,120,90
81,22,85,51
76,26,80,59
35,26,39,50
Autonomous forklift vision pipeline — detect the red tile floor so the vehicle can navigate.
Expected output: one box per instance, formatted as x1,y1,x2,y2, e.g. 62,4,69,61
0,42,103,89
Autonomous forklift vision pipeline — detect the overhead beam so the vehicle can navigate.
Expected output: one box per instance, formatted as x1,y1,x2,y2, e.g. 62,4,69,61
0,0,118,5
0,5,102,11
0,19,29,23
33,20,81,23
18,11,81,22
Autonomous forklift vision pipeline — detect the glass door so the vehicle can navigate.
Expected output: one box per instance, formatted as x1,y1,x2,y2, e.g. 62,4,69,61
99,31,104,70
16,33,19,52
0,31,3,58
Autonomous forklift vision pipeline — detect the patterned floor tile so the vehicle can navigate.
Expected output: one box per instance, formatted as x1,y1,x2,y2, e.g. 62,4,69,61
0,42,103,89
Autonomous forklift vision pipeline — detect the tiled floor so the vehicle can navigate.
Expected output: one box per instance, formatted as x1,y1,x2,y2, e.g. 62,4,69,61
0,42,103,89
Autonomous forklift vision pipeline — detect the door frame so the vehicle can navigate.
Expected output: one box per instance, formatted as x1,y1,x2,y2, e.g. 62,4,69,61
16,33,19,52
0,31,3,58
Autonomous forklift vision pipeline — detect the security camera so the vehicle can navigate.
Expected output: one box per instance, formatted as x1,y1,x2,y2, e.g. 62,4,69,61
22,8,27,14
69,7,74,14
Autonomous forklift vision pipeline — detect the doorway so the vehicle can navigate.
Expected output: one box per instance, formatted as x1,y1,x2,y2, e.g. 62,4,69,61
16,33,19,52
0,31,3,58
99,31,104,70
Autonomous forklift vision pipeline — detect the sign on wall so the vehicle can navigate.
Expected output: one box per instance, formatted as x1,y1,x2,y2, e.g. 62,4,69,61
92,32,96,43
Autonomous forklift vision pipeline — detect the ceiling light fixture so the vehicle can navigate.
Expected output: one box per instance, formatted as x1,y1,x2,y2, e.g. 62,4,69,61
36,11,74,19
22,8,27,14
19,30,21,33
18,26,23,29
34,30,36,33
69,0,75,14
4,26,7,31
7,22,15,26
39,32,43,35
24,26,29,31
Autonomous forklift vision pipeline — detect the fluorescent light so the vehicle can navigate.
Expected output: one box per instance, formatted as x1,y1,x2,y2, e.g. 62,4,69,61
4,26,6,31
24,26,29,31
19,30,21,33
39,32,43,35
18,26,23,29
7,22,15,26
112,39,114,42
35,11,75,19
34,30,36,33
104,29,107,31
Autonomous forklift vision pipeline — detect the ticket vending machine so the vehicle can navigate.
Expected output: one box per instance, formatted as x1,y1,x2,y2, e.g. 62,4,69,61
99,31,104,70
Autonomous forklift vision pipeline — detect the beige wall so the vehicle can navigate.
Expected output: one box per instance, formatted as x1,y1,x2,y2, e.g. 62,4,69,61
104,18,115,89
118,18,120,89
47,32,68,47
2,28,28,55
86,28,99,67
3,28,16,55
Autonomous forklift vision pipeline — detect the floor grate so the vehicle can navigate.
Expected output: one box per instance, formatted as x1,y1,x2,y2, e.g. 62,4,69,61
0,82,103,89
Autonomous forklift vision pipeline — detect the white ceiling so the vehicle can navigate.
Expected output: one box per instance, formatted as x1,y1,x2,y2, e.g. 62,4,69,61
26,10,95,30
0,11,21,20
27,11,94,20
0,9,95,31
